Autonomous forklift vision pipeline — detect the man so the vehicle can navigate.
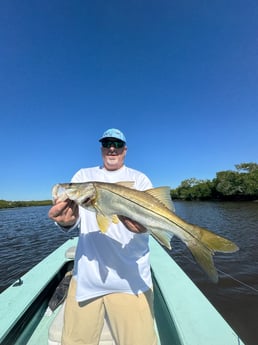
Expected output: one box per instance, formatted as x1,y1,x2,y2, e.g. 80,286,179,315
48,128,158,345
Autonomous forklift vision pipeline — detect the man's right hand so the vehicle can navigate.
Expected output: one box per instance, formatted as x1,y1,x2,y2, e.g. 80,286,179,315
48,199,79,228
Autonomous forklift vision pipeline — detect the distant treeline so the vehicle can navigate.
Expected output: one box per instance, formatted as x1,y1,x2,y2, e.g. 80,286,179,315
171,162,258,201
1,162,257,208
0,200,52,209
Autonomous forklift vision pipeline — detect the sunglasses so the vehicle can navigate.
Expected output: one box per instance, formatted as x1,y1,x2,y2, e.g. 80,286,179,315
101,140,125,149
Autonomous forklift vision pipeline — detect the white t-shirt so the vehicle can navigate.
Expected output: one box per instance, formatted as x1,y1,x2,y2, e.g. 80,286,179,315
70,165,153,302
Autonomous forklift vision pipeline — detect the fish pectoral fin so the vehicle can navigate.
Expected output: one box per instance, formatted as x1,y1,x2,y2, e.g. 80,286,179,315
150,229,173,250
96,213,112,233
115,181,135,189
96,214,120,232
145,187,175,212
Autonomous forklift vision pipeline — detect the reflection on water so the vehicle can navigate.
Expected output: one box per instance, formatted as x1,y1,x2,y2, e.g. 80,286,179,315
0,202,257,344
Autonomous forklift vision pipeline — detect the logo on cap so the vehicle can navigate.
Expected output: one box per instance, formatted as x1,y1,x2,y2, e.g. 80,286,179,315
99,128,126,143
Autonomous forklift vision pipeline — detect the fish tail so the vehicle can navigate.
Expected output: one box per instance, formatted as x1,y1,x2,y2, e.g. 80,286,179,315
186,224,239,283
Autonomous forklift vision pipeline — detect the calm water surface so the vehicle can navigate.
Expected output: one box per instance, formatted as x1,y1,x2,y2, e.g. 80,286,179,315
0,202,257,345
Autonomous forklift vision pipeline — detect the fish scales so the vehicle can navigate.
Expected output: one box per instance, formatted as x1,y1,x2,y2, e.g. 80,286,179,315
52,181,239,283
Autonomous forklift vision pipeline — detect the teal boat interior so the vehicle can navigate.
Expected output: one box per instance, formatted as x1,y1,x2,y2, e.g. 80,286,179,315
0,237,244,345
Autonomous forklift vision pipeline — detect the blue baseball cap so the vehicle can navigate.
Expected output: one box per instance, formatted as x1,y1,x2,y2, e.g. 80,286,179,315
99,128,126,143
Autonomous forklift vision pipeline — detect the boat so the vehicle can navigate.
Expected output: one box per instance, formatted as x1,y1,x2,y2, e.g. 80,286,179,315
0,236,244,345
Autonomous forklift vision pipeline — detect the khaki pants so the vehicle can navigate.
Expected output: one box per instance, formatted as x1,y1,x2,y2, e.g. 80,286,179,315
62,278,158,345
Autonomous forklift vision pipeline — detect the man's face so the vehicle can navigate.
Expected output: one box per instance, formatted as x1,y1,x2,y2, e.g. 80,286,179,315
101,139,127,171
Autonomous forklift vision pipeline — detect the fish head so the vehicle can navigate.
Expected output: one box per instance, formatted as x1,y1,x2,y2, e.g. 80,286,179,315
52,182,97,209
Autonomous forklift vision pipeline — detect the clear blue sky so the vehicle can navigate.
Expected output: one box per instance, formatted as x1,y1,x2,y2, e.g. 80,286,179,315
1,1,257,201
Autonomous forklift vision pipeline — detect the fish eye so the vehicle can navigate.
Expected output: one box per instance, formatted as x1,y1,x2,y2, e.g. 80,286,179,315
82,197,91,206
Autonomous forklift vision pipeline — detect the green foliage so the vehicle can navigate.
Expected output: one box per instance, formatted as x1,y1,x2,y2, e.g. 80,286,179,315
235,162,258,173
0,200,52,209
2,162,258,207
171,162,258,201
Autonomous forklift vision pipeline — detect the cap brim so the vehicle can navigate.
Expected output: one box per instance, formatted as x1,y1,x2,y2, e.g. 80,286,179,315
99,137,125,143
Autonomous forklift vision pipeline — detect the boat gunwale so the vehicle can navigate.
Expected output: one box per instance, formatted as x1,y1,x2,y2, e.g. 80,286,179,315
0,238,77,344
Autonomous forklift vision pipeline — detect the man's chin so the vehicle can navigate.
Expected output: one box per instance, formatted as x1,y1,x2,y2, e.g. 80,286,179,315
105,159,119,170
107,158,118,164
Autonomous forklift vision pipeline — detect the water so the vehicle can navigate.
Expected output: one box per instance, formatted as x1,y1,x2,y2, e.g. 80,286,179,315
169,201,258,345
0,202,257,344
0,206,78,290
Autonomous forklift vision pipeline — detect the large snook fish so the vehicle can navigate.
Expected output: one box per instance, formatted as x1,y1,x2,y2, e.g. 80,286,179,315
52,181,239,282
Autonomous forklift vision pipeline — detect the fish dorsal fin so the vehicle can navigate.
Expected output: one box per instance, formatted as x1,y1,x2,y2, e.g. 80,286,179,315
115,181,135,189
145,187,175,212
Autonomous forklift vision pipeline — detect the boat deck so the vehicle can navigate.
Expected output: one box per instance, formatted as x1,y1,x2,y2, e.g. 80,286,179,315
0,237,244,345
27,307,59,345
